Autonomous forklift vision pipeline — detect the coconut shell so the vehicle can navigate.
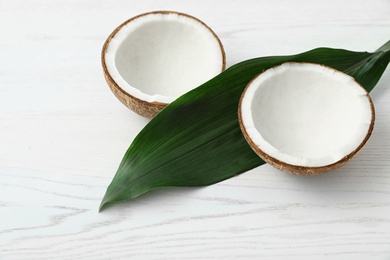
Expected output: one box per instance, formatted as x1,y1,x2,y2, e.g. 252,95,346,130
238,63,376,176
101,11,226,118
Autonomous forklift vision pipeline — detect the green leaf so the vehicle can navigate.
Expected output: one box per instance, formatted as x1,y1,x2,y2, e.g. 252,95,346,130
100,41,390,211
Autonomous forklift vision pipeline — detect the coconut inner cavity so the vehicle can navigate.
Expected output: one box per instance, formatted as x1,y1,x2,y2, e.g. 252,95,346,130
242,63,373,167
105,13,224,103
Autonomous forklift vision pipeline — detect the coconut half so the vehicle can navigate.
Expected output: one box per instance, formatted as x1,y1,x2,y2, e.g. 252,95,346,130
239,62,375,175
102,11,226,118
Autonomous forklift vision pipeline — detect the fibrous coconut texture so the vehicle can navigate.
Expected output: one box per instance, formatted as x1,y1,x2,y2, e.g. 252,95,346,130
239,62,375,175
102,11,226,118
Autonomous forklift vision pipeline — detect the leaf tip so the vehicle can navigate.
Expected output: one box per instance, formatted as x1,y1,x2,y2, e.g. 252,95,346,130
98,201,107,213
98,191,112,212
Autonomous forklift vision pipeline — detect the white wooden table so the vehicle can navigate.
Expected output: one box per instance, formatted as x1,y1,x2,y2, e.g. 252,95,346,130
1,0,390,259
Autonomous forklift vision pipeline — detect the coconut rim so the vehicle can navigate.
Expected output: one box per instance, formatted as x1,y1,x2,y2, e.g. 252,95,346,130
101,10,226,109
238,62,375,175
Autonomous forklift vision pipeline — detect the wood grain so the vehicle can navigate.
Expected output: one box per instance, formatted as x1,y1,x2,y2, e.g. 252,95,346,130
1,0,390,259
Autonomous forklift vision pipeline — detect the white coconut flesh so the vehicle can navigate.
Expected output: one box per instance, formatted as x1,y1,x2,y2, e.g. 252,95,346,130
240,62,374,170
104,12,225,104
